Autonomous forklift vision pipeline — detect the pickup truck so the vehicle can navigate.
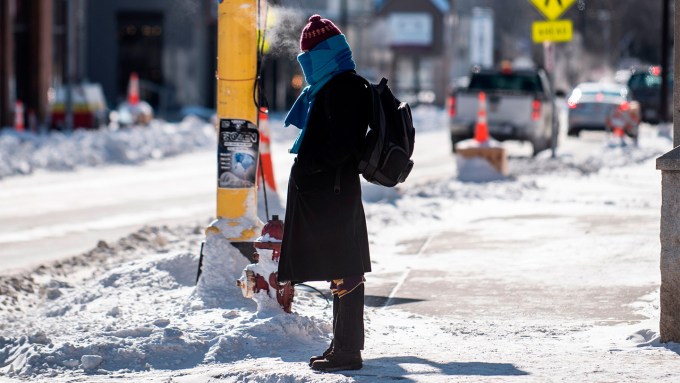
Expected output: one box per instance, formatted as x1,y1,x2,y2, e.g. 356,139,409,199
448,67,556,156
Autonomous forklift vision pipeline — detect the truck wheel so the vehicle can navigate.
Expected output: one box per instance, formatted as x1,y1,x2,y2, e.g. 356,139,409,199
451,134,466,153
531,140,543,157
567,128,580,137
531,137,550,157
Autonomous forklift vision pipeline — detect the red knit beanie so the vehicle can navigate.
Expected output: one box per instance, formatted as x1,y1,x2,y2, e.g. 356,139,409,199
300,14,342,51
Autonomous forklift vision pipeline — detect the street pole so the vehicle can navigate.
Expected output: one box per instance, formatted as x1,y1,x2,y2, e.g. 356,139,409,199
544,41,557,158
0,0,13,128
206,0,262,254
660,0,672,137
339,0,348,33
65,0,75,133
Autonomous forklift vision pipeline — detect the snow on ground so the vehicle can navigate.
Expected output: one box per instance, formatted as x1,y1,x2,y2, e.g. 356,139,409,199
1,109,680,382
0,116,214,180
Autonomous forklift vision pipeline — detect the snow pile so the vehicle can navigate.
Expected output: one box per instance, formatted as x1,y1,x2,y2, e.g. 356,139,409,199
0,116,215,180
513,140,671,178
0,231,332,379
454,139,507,183
189,231,248,309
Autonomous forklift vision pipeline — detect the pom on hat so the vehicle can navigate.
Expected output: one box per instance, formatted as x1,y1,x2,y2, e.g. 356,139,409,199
300,14,342,51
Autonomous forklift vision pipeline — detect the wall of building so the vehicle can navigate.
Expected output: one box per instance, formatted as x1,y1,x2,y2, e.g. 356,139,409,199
377,0,451,105
0,0,55,128
86,0,213,116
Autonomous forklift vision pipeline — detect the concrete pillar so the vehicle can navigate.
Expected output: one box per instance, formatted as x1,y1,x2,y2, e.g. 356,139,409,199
657,0,680,343
658,150,680,342
674,0,680,146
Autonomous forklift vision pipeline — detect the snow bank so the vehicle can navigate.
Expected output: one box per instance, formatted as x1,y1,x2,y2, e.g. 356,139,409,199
0,117,215,180
0,235,332,378
0,220,333,379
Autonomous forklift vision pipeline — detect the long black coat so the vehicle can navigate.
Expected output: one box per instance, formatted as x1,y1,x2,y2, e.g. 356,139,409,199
278,71,371,283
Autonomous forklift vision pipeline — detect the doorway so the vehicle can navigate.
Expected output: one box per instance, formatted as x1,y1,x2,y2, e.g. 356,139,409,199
117,12,163,107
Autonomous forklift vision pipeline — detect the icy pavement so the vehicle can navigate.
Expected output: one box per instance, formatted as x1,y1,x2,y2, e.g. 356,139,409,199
1,109,680,382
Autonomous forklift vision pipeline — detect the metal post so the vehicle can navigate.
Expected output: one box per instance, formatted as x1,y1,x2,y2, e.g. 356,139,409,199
339,0,348,33
65,0,75,133
206,0,262,249
544,42,557,158
661,0,671,132
0,0,14,127
414,56,421,103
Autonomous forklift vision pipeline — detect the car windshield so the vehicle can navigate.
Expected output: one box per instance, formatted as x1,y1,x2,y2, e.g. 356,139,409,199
628,73,662,90
468,73,543,92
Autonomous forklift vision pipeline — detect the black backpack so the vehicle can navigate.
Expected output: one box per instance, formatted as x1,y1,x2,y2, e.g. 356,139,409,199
358,78,415,187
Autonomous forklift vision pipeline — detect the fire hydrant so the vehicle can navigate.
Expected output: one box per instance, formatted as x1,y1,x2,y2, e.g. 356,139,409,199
236,215,294,313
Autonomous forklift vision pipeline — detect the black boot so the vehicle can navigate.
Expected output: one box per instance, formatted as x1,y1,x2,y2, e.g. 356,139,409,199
311,350,362,372
308,344,333,367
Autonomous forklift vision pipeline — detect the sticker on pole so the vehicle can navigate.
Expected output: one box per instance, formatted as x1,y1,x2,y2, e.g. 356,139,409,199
530,0,576,21
218,119,260,189
532,19,573,43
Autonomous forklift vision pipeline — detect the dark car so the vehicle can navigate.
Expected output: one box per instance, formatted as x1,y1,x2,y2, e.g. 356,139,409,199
626,66,672,124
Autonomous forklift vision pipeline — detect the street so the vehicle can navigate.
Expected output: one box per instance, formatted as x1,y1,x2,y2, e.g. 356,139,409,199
0,151,215,274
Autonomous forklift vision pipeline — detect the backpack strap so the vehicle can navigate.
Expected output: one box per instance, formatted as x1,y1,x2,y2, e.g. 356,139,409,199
365,78,387,180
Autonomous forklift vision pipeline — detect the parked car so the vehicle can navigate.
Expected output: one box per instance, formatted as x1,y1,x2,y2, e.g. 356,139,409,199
567,82,639,137
48,83,109,130
626,66,672,123
448,65,556,156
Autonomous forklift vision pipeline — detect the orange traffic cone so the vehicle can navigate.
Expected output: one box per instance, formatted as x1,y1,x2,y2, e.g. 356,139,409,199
608,107,626,142
14,100,25,133
258,108,277,192
474,91,489,143
127,72,140,105
613,126,625,139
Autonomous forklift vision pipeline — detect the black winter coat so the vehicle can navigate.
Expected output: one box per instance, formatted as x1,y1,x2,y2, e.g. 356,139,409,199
278,71,372,283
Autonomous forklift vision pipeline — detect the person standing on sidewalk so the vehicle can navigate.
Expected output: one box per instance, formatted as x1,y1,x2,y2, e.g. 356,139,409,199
276,14,371,372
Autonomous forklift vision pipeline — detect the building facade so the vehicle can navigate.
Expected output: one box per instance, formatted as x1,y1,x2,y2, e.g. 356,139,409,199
0,0,57,128
85,0,215,117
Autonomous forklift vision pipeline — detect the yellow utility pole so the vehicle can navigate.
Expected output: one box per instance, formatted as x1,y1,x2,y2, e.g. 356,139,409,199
207,0,262,245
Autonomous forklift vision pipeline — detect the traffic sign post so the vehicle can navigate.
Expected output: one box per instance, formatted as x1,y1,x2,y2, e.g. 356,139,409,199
532,19,573,43
529,0,575,159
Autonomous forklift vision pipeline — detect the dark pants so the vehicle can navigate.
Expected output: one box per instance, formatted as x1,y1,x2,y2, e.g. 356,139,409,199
332,283,365,351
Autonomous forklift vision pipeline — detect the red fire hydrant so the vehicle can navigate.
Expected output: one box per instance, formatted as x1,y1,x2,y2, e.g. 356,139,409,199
236,215,294,313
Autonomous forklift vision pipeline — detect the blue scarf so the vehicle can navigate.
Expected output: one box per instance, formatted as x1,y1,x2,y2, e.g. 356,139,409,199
284,34,356,154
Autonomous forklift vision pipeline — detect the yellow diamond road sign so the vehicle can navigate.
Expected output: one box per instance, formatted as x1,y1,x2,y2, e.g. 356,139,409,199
530,0,576,21
532,20,573,43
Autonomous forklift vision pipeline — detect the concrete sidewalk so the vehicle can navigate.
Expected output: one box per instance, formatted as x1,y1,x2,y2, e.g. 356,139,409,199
358,196,678,382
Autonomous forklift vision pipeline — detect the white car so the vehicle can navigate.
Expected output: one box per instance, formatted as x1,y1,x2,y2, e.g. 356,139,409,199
567,82,639,137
